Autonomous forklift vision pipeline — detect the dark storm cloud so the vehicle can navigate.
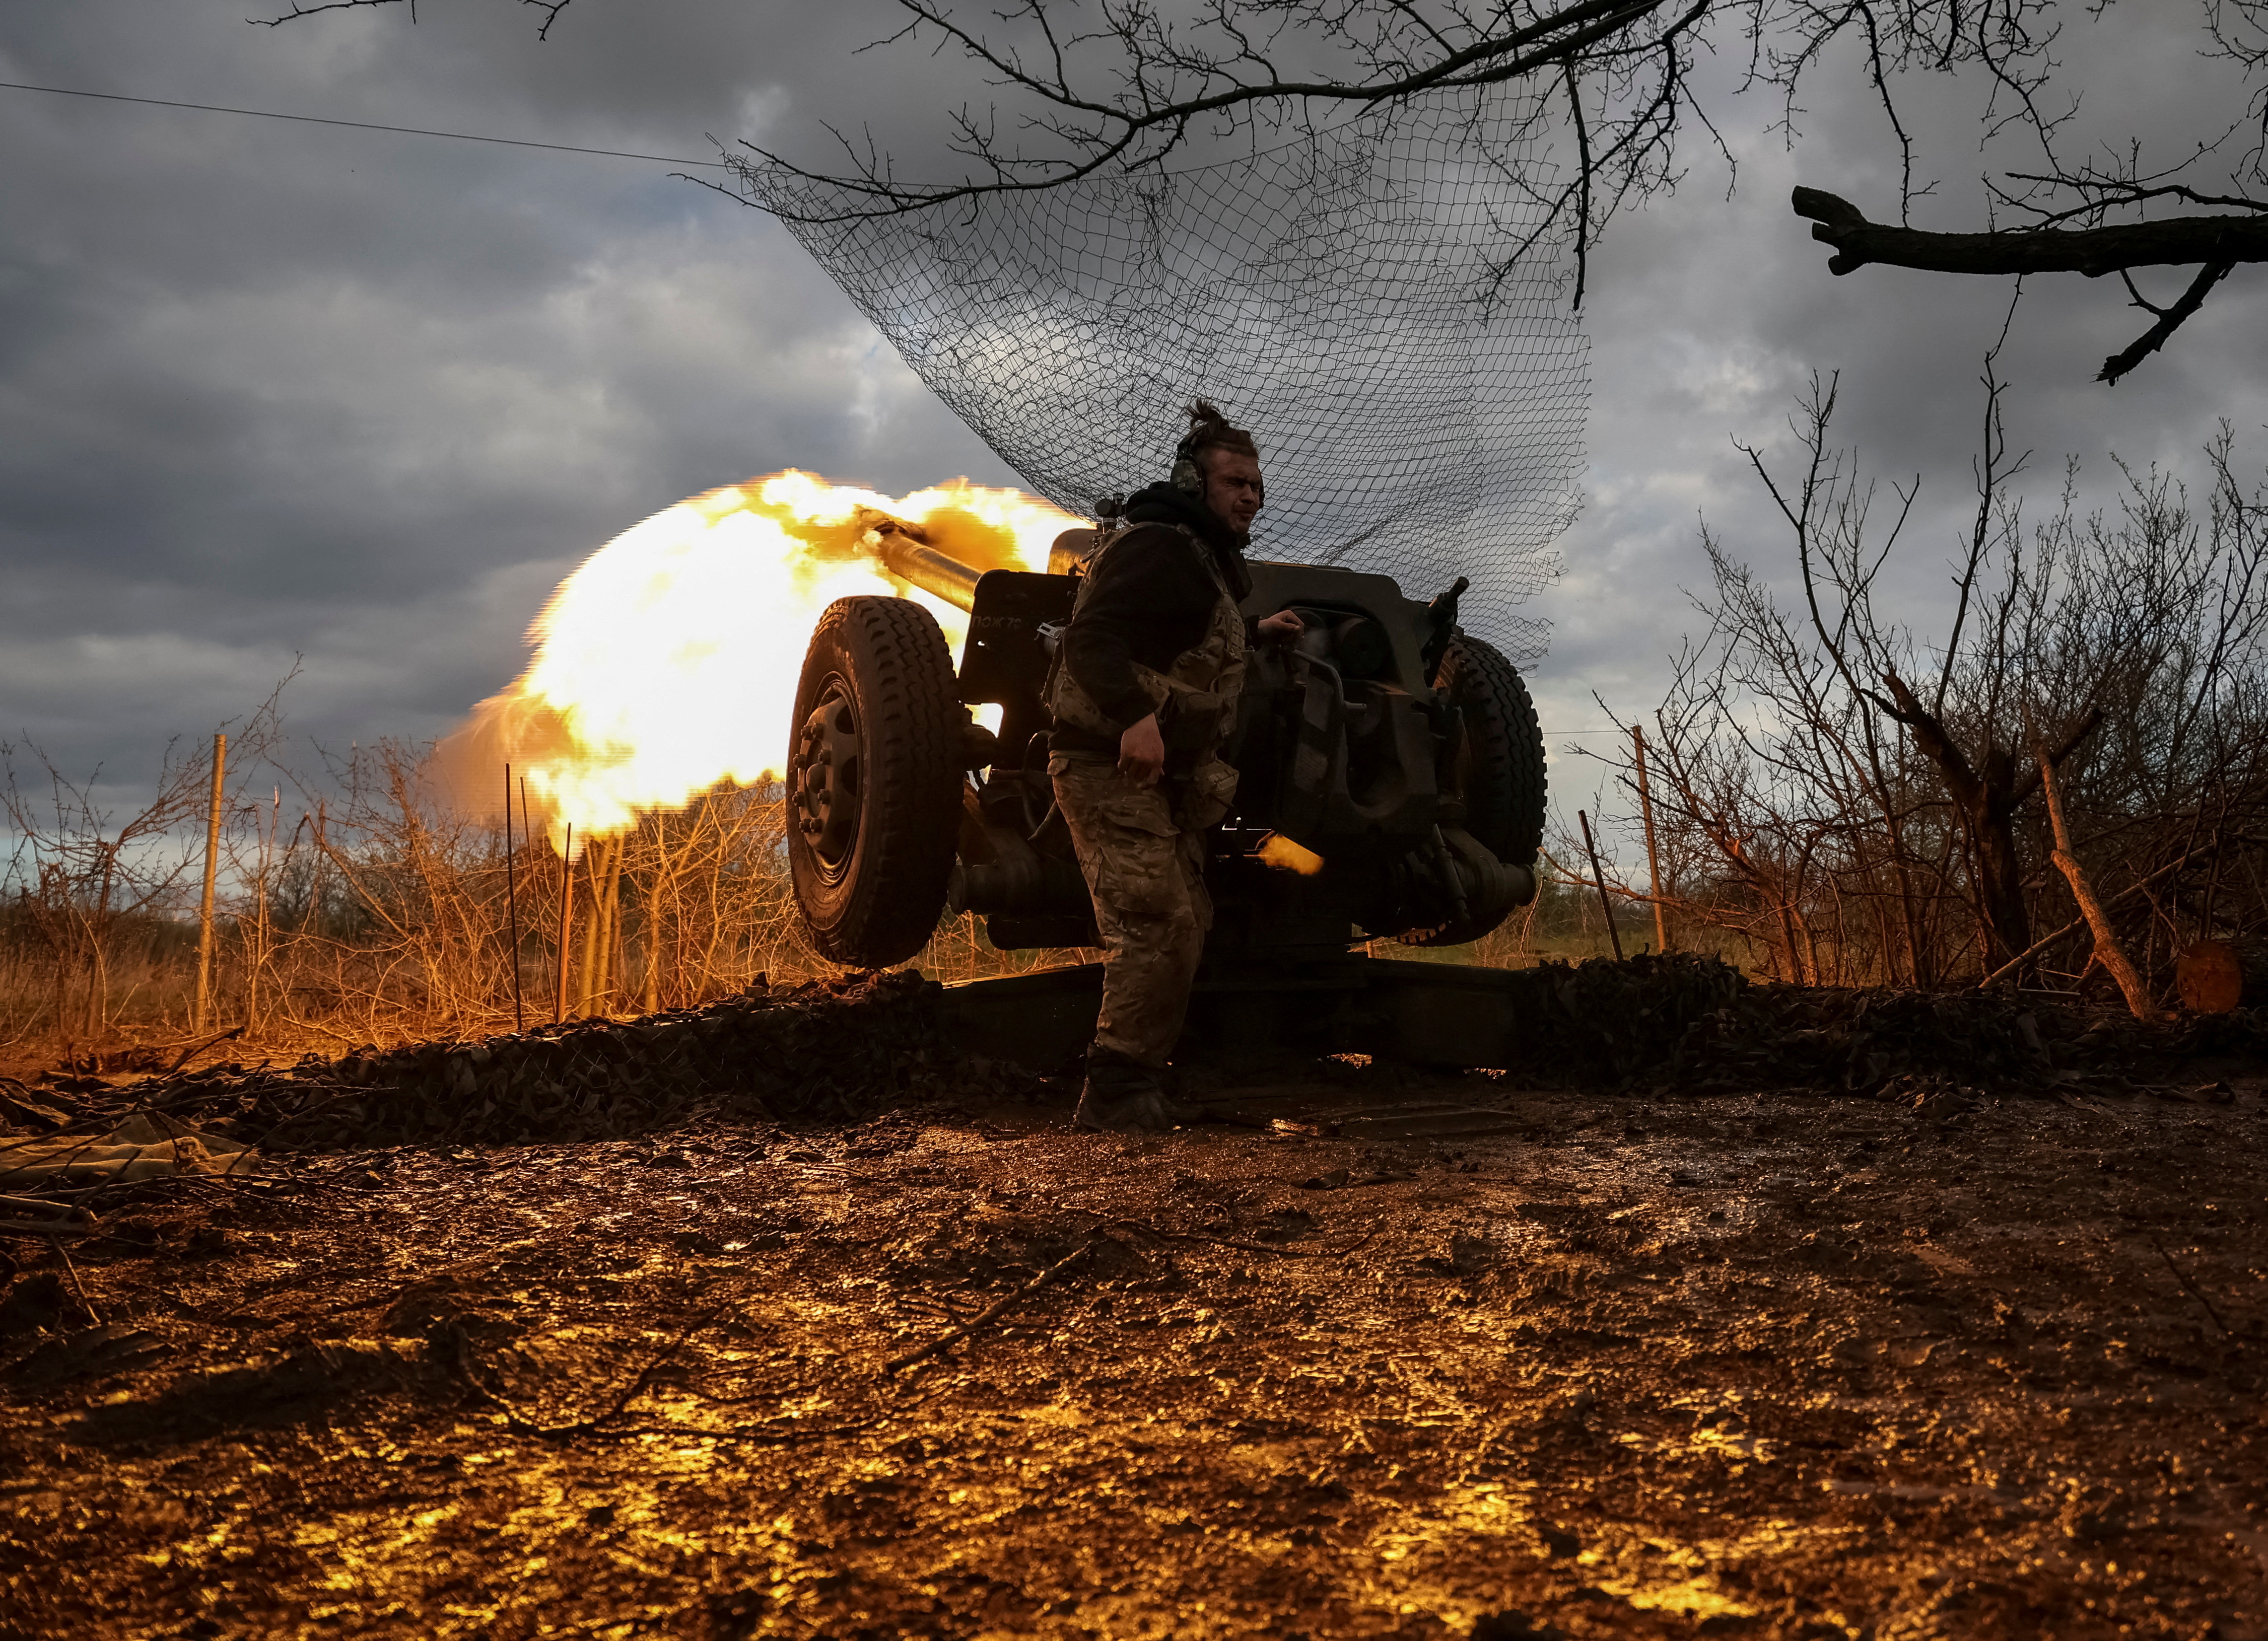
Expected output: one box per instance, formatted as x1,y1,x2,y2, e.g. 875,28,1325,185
0,1,1015,799
1,1,2261,822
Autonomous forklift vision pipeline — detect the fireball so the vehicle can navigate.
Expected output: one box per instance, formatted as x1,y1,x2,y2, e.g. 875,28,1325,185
443,471,1083,841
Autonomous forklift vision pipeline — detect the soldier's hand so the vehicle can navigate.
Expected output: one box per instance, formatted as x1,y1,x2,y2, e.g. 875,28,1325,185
1257,609,1305,645
1118,714,1166,786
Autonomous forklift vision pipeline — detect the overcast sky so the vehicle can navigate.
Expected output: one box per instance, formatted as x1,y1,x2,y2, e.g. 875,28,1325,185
3,1,2263,842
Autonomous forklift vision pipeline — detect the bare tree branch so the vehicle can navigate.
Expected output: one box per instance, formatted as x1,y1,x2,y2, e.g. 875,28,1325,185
1793,185,2268,276
253,0,571,34
262,1,2268,382
2098,259,2237,384
1792,183,2262,379
737,0,1694,222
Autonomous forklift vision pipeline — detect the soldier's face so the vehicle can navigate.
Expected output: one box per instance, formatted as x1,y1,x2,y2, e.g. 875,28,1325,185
1202,449,1265,533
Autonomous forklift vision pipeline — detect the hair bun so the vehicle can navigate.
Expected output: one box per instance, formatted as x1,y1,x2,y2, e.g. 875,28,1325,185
1182,398,1259,461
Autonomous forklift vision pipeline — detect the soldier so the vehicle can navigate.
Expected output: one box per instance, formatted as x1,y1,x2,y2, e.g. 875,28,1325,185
1045,401,1304,1132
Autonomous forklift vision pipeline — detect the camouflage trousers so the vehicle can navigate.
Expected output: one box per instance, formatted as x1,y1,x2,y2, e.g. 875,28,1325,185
1050,755,1213,1066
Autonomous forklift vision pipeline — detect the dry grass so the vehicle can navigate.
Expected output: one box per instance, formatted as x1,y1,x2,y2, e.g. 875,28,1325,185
0,709,1764,1074
0,735,1098,1071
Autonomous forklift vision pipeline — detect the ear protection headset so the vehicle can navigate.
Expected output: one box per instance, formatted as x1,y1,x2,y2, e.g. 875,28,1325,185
1171,410,1263,506
1171,429,1206,496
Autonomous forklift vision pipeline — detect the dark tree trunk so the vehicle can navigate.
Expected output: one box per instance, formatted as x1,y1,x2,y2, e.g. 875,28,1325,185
1879,672,2031,969
1968,741,2034,970
1875,673,2104,978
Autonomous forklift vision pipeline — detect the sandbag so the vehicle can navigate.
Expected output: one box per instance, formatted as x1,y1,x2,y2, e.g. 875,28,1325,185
0,1113,258,1187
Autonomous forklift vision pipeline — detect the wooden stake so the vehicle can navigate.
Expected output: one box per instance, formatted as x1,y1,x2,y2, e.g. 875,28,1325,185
555,822,573,1025
2033,734,2164,1021
602,837,623,1006
1633,724,1670,954
505,764,524,1033
642,822,666,1017
583,835,621,1012
194,731,227,1032
1577,809,1625,962
247,785,278,1032
604,840,626,1014
578,836,607,1012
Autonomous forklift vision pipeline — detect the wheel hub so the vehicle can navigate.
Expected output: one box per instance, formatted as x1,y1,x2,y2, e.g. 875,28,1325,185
789,680,863,869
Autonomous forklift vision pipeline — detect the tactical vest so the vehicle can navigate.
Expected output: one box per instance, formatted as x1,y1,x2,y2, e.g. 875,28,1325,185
1046,520,1248,827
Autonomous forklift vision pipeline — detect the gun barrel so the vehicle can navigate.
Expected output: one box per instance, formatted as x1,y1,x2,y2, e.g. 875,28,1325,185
864,515,983,612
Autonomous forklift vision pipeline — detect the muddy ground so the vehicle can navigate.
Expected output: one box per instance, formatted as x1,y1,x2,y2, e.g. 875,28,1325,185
2,1054,2263,1639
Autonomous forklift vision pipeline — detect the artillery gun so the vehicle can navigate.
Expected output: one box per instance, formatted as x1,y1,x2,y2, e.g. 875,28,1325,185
783,511,1551,1069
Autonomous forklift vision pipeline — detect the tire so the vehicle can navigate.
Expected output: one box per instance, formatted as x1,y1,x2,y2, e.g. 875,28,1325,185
785,596,964,967
1399,633,1547,948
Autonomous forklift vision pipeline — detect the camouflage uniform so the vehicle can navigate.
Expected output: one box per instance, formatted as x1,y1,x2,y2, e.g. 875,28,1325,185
1046,522,1248,1066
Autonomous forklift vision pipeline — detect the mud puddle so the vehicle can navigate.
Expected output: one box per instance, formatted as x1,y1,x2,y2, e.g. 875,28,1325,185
1,1062,2262,1639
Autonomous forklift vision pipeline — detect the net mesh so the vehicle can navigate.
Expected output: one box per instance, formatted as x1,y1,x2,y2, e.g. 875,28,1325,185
737,84,1588,661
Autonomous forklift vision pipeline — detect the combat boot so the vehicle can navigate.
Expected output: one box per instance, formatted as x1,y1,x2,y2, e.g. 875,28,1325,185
1073,1050,1199,1133
1153,1061,1205,1126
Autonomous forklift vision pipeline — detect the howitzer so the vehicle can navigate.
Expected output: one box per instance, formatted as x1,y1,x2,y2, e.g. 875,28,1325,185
784,511,1551,1069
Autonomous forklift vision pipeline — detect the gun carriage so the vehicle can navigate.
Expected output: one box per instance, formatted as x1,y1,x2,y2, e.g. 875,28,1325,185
783,512,1551,1069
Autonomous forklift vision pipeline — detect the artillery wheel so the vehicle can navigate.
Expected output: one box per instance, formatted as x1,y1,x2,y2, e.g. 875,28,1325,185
1398,633,1547,948
785,596,964,967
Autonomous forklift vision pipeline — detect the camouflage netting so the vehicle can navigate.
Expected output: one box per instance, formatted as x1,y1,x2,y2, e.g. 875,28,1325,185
0,966,2252,1183
0,973,981,1155
1357,953,2262,1097
737,85,1589,661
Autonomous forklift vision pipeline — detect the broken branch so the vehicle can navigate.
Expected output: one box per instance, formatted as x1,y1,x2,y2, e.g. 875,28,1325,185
1974,847,2200,988
2033,732,2165,1022
2098,260,2235,385
885,1236,1101,1372
1793,188,2268,278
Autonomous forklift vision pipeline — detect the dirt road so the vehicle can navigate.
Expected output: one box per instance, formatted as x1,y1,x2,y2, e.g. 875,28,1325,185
2,1062,2262,1638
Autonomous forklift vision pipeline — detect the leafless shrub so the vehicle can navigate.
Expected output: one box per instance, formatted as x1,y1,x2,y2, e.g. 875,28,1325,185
1,683,291,1059
1586,365,2268,1002
1,710,1097,1062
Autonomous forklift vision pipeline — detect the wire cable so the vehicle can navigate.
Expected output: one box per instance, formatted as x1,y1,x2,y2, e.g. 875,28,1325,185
0,79,727,167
